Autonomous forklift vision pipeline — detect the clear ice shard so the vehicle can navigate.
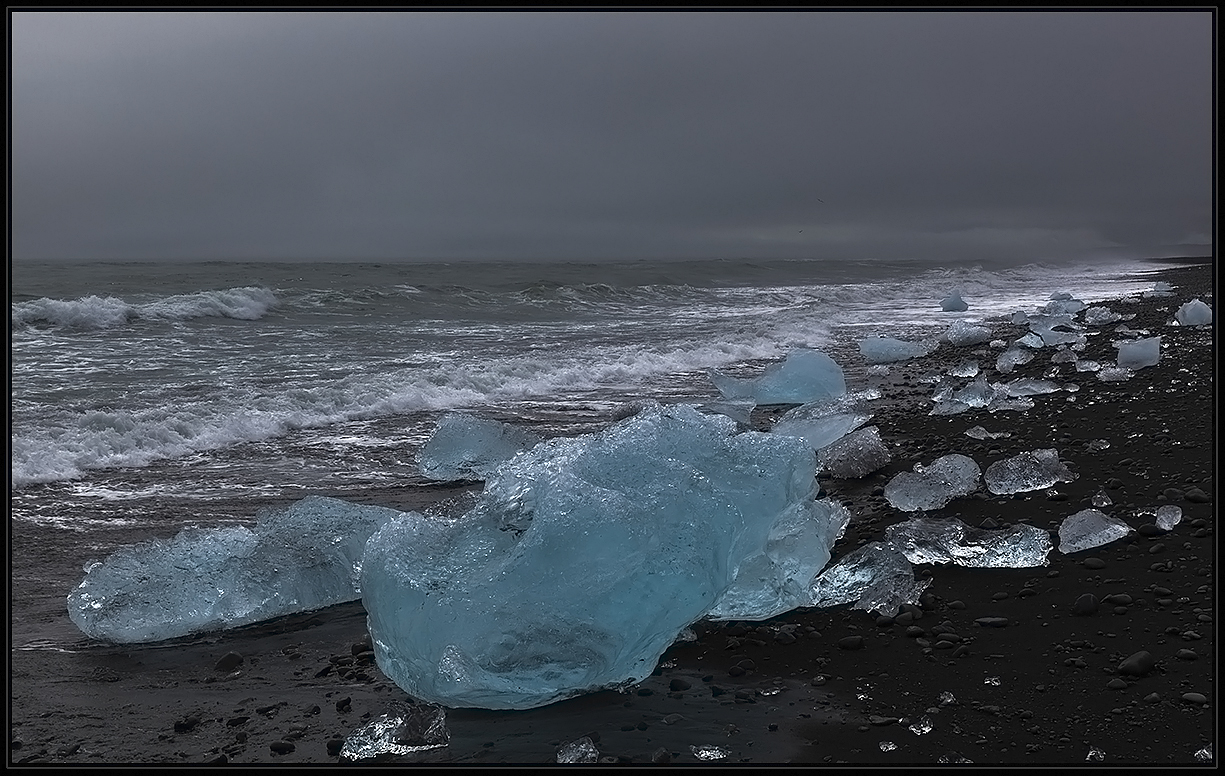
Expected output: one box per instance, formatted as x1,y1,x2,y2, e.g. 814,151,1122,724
1097,366,1133,382
557,737,600,764
940,292,969,312
964,425,1010,440
1115,336,1161,369
361,403,845,710
1174,298,1212,326
884,454,981,511
995,347,1034,373
1083,306,1123,325
1002,378,1061,397
948,359,980,378
772,396,873,451
984,449,1076,495
859,336,935,364
701,399,756,426
1058,509,1132,553
67,496,401,644
808,542,931,617
418,413,542,481
883,517,1052,567
709,348,847,405
339,701,450,761
1155,505,1182,531
817,425,892,479
942,321,991,346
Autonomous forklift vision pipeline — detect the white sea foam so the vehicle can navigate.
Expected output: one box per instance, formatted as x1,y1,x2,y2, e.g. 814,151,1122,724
11,287,277,330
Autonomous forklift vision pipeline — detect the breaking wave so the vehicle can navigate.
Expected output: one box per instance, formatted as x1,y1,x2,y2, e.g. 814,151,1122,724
11,287,277,330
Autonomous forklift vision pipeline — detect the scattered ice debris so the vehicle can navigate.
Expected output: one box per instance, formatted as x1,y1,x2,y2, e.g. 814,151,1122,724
1085,746,1107,762
418,413,542,481
1002,377,1061,397
879,741,898,752
361,404,847,710
1193,745,1213,763
948,359,979,378
995,346,1034,374
1075,360,1102,372
884,454,981,511
690,745,730,761
772,397,873,451
340,701,450,761
859,336,936,364
1015,332,1046,349
701,399,756,426
1155,505,1183,531
817,425,892,479
1097,366,1133,382
984,676,1001,686
67,496,400,644
1058,509,1133,553
808,542,931,617
1116,336,1161,369
1174,298,1212,326
942,321,991,346
941,291,969,312
556,737,600,764
964,425,1010,440
709,348,847,405
937,691,957,706
1091,489,1113,507
866,364,891,377
884,518,1052,567
909,716,934,735
984,449,1076,495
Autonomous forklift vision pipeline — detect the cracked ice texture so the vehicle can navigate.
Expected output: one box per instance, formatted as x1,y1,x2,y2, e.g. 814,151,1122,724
709,349,846,405
809,542,931,617
884,454,981,511
818,425,892,479
419,413,542,481
67,497,401,644
942,321,992,346
361,404,844,710
1115,337,1161,369
1058,509,1133,553
984,449,1076,495
883,518,1051,568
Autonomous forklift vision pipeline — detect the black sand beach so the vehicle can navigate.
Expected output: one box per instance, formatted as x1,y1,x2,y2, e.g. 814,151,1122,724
9,262,1215,766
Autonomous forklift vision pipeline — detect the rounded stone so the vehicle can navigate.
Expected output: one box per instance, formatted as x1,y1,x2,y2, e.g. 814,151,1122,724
1106,678,1127,690
1082,557,1107,569
1072,593,1098,616
838,635,865,650
1181,692,1208,705
1117,651,1155,677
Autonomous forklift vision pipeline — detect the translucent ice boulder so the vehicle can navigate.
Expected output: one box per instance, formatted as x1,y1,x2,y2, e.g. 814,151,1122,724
1057,509,1132,553
859,336,935,364
995,347,1034,374
883,518,1052,568
1115,337,1161,369
809,542,931,617
984,449,1076,495
818,425,892,478
942,321,992,347
709,348,847,405
67,496,402,644
771,397,873,451
419,413,542,481
361,404,845,710
1083,306,1123,326
1174,298,1212,326
884,454,981,511
941,292,969,312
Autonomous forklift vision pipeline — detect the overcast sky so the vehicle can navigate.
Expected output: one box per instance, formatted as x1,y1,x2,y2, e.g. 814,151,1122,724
10,11,1214,263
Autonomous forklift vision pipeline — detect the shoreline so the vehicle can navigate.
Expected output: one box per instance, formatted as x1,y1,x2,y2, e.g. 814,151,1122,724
9,262,1215,765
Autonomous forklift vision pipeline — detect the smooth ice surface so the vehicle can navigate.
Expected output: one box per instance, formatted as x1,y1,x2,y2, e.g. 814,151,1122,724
884,454,980,511
361,404,845,710
68,496,401,644
942,321,992,346
940,292,969,312
1174,298,1212,326
1002,378,1061,397
984,449,1076,495
883,518,1052,567
340,701,450,761
1058,509,1132,553
419,413,542,481
772,397,873,451
817,425,892,478
710,349,846,405
859,336,935,364
995,347,1034,373
808,542,931,617
557,737,599,764
1116,337,1161,369
965,425,1010,440
701,399,756,425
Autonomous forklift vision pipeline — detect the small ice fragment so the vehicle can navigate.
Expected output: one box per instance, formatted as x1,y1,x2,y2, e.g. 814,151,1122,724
948,360,980,378
942,321,991,346
1010,311,1029,325
952,377,999,408
883,518,1052,568
1193,745,1213,762
710,349,847,404
937,691,956,706
908,716,933,735
859,336,936,364
879,741,898,752
1174,298,1212,326
557,737,599,764
984,676,1001,686
818,425,892,479
702,400,756,426
1116,336,1161,369
1002,378,1060,397
808,542,930,617
1015,332,1046,348
1058,509,1132,553
1155,505,1182,531
419,414,542,481
339,701,450,761
690,745,729,761
964,425,1010,440
1051,348,1078,363
995,347,1034,374
1075,360,1101,372
866,364,891,376
772,400,873,451
1091,489,1112,507
884,454,981,511
1086,746,1106,762
1083,306,1123,325
941,292,969,311
984,449,1076,495
1097,366,1133,382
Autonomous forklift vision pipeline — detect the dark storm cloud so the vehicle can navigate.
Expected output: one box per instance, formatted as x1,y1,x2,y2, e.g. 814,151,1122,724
11,11,1213,262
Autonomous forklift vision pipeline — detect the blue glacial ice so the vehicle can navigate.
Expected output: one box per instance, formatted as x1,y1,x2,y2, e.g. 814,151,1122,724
67,496,402,644
859,336,936,364
1174,298,1212,326
709,348,847,405
418,413,542,481
884,454,981,511
941,321,992,346
771,396,873,451
1115,336,1161,369
984,449,1076,495
817,425,892,479
1057,509,1132,553
360,403,846,710
940,292,969,312
809,542,931,617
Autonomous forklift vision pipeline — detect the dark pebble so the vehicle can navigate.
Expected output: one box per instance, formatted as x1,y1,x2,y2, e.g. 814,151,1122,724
1103,594,1133,606
838,635,865,650
1072,593,1098,616
1163,487,1185,501
669,678,691,692
1176,649,1199,661
1082,557,1107,569
1117,651,1155,677
1138,523,1164,536
174,716,201,733
335,697,351,713
214,652,244,672
326,738,345,757
728,665,745,677
1106,678,1128,690
637,687,654,696
651,747,672,764
1185,487,1210,503
269,741,295,755
974,617,1009,628
1181,693,1208,705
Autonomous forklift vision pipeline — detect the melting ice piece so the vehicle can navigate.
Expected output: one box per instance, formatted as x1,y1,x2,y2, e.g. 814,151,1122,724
1002,378,1061,397
817,425,892,479
67,496,401,644
361,404,845,710
1083,306,1123,326
1155,505,1183,531
884,454,981,511
690,745,730,761
984,449,1076,495
772,397,873,451
965,425,1010,440
940,292,969,312
942,321,991,346
808,542,931,618
557,737,599,764
340,701,450,761
701,399,756,426
1075,360,1102,372
1091,489,1113,507
1051,348,1078,364
1058,509,1132,553
1116,336,1161,369
419,413,542,481
995,347,1034,374
948,360,980,378
710,349,847,405
1174,298,1213,326
883,517,1052,567
1015,332,1046,349
1097,366,1133,382
859,336,935,364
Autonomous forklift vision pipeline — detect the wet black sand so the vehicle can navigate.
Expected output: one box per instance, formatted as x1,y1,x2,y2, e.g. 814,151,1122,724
9,261,1215,765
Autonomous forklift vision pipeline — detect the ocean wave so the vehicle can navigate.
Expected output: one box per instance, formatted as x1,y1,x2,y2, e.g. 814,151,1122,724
11,287,277,330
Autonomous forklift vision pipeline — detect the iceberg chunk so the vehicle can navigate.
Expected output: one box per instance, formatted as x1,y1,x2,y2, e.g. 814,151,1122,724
1155,505,1183,531
942,321,992,347
67,496,401,644
1057,509,1132,553
940,292,969,312
772,397,873,451
883,518,1051,567
995,347,1034,374
818,425,892,479
1083,306,1123,326
556,737,600,764
809,542,931,617
859,336,935,364
710,349,846,405
340,701,450,761
361,404,844,710
1001,377,1061,397
1115,336,1161,369
419,413,542,481
884,454,981,511
1174,298,1212,326
984,449,1076,495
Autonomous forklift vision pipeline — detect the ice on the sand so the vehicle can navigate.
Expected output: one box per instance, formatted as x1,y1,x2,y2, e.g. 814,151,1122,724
557,737,600,764
1174,298,1212,326
859,336,935,364
940,292,969,312
948,359,980,378
709,348,846,405
964,425,1010,440
771,396,873,451
1002,377,1061,397
808,542,931,617
1097,365,1133,382
1155,505,1183,531
884,454,980,511
1058,509,1132,553
67,496,401,644
1083,306,1123,326
419,413,542,481
995,346,1034,374
1115,336,1161,369
942,321,992,347
984,449,1076,495
817,425,892,478
884,518,1052,567
340,701,450,761
360,404,847,710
